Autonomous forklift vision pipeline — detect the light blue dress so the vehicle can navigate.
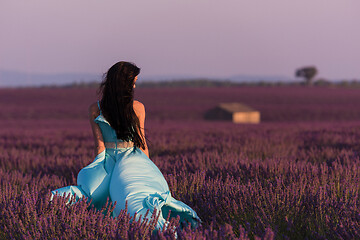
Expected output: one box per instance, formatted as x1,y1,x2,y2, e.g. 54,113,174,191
51,101,200,230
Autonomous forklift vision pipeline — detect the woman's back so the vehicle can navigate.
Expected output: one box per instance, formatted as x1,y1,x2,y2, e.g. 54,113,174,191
90,100,145,146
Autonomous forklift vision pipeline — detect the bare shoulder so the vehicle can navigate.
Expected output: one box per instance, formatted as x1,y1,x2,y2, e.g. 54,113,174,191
89,102,100,119
133,100,145,117
133,100,145,111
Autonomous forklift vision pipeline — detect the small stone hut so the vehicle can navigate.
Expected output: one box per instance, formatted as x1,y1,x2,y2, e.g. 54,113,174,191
205,103,260,124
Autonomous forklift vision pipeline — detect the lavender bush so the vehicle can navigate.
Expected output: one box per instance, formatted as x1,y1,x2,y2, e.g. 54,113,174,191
0,86,359,239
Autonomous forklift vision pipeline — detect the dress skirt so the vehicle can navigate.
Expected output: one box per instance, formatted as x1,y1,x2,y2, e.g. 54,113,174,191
51,146,200,230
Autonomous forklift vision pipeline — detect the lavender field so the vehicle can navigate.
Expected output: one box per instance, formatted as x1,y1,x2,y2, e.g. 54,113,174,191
0,86,360,239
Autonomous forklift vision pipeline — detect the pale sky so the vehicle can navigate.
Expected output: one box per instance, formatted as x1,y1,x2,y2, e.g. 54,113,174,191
1,0,360,81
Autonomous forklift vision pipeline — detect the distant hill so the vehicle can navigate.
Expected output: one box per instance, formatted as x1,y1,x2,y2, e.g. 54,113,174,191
138,79,238,88
228,74,293,83
1,70,359,88
0,70,101,87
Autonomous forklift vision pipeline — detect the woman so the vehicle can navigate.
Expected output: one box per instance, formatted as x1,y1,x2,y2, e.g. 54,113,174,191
51,61,200,230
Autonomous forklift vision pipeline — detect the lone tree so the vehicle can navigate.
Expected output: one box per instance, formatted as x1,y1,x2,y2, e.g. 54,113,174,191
295,66,318,86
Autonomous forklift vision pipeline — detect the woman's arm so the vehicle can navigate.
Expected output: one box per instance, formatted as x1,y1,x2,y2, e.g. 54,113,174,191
89,103,105,156
134,101,149,158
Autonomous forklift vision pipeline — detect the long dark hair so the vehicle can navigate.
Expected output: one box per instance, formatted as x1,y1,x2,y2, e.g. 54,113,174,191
98,61,145,149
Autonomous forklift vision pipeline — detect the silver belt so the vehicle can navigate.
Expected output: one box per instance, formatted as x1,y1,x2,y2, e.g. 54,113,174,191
105,141,134,149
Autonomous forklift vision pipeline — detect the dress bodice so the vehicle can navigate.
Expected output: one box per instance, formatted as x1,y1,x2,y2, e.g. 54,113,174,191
94,114,120,142
94,101,126,144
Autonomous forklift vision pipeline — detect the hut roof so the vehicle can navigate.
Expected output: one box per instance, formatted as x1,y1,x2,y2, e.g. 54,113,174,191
218,103,257,113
